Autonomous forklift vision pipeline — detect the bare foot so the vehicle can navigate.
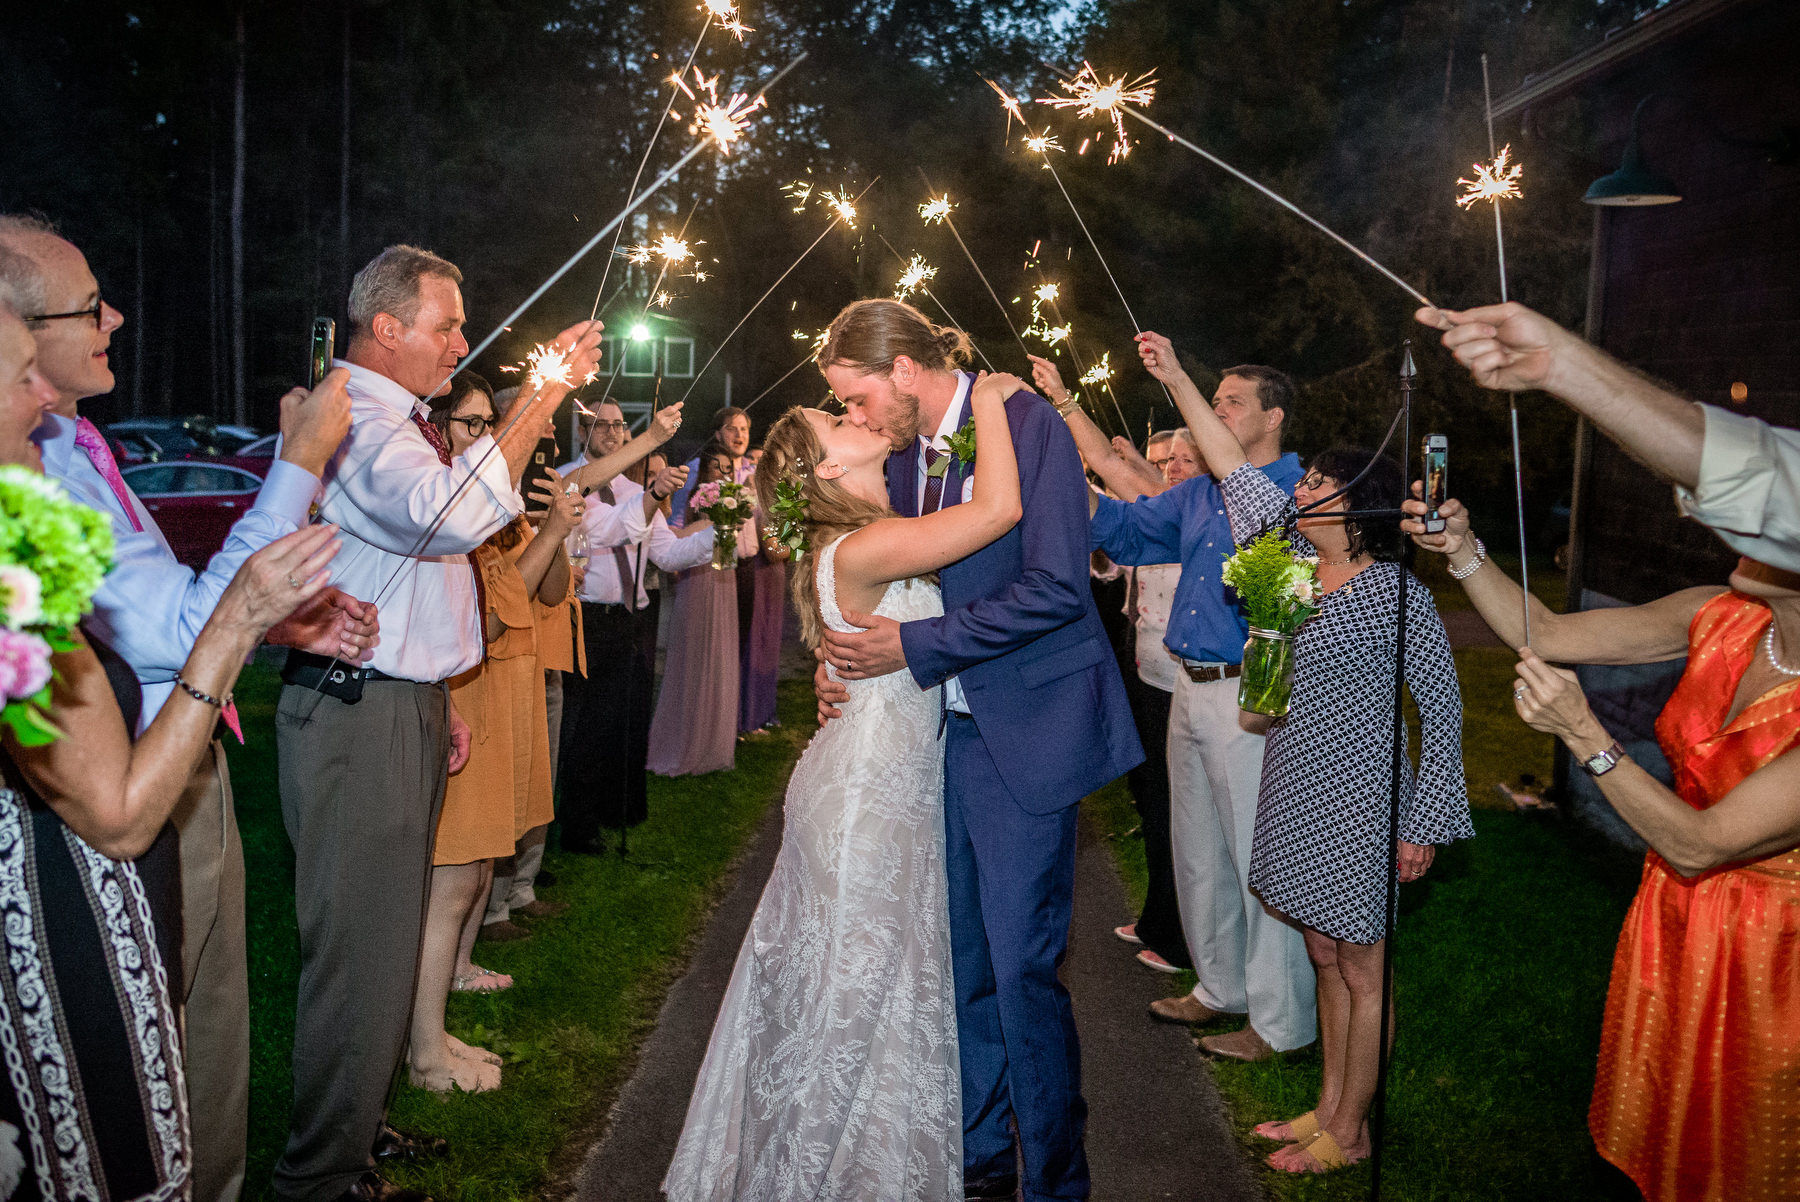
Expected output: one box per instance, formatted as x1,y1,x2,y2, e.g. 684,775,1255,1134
1266,1140,1317,1171
445,1032,503,1066
408,1052,501,1094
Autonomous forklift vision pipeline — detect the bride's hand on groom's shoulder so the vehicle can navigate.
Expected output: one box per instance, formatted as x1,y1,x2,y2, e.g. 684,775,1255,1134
821,611,907,681
972,371,1026,403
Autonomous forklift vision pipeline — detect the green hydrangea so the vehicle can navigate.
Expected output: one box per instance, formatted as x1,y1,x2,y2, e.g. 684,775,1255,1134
1220,531,1322,633
0,467,115,629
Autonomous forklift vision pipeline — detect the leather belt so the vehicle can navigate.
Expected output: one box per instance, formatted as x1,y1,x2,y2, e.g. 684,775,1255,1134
1181,661,1242,684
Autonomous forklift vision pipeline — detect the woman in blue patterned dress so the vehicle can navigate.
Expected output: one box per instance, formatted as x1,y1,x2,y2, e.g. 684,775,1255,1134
1138,332,1472,1176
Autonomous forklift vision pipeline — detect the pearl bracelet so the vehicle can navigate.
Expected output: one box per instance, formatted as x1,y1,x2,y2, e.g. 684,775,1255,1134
1447,536,1487,580
173,672,231,710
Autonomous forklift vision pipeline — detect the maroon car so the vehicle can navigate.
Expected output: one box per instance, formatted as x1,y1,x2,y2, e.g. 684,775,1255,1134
120,460,267,569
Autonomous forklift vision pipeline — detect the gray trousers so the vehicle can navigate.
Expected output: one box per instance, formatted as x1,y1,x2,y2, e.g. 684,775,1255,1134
272,680,448,1202
173,741,249,1202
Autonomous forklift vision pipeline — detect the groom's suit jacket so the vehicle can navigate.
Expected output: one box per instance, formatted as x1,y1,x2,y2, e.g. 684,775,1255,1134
890,379,1143,814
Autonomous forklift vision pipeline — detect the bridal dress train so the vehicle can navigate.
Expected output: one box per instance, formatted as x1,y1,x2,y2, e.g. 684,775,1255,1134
665,534,960,1201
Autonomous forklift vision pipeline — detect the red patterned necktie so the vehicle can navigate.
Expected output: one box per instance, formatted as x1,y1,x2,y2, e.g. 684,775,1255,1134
72,417,145,532
921,446,946,516
411,410,453,467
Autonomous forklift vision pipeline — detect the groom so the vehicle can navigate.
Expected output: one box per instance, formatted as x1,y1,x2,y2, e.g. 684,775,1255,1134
817,299,1142,1200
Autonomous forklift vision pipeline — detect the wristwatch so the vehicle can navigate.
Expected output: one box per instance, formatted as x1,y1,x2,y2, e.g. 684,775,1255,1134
1580,739,1626,777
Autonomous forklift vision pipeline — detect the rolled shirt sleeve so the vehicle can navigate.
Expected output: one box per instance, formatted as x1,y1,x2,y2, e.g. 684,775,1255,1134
1675,404,1800,575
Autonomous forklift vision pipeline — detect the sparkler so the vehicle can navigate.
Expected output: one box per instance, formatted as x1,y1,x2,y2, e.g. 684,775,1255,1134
985,77,1030,140
894,254,937,299
1040,59,1433,308
916,174,1033,360
873,232,998,372
1456,144,1523,211
1022,262,1128,433
1474,51,1532,647
700,0,752,41
1079,353,1113,389
673,68,766,155
1035,62,1157,164
524,341,600,392
675,177,879,408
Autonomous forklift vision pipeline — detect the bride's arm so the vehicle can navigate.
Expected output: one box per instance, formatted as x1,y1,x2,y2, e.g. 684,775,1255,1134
835,372,1024,586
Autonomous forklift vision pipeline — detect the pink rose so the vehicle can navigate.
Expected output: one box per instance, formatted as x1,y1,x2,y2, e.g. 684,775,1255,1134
0,630,52,701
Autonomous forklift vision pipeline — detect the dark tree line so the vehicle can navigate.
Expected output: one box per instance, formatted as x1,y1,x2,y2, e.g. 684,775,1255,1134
3,0,1653,517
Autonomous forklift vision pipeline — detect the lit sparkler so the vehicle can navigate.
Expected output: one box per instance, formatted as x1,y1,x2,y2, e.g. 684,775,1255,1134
784,179,860,227
919,195,955,224
651,290,675,309
700,0,752,40
894,255,938,299
1037,62,1157,164
524,341,598,393
915,176,1032,359
781,179,815,211
984,77,1030,139
1024,128,1063,154
674,68,766,155
625,233,697,266
1456,144,1523,210
1079,354,1114,388
792,327,828,351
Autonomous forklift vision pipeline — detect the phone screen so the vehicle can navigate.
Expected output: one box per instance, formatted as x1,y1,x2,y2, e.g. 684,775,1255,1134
1421,434,1448,532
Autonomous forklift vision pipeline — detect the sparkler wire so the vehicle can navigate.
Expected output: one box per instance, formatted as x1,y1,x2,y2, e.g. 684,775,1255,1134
1482,52,1531,648
1042,60,1433,308
917,169,1034,361
676,175,879,408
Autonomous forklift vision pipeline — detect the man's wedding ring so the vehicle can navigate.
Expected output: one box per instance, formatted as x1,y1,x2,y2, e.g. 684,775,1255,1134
1514,686,1528,700
286,574,304,589
846,660,854,672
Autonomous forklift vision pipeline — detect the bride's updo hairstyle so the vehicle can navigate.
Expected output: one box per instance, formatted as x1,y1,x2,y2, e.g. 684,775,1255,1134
754,405,893,650
817,298,973,377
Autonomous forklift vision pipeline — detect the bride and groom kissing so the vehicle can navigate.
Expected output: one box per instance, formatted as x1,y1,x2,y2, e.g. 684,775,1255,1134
663,298,1143,1202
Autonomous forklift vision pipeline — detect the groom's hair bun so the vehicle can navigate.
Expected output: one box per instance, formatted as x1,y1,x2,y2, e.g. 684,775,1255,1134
817,298,973,378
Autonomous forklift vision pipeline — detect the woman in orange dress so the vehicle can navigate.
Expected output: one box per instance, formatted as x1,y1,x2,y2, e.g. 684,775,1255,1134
403,373,582,1093
1407,494,1800,1202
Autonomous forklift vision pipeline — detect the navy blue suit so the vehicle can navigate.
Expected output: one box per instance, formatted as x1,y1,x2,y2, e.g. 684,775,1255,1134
890,378,1142,1200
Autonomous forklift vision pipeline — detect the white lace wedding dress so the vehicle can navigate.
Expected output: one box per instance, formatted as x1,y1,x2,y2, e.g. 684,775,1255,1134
664,534,961,1201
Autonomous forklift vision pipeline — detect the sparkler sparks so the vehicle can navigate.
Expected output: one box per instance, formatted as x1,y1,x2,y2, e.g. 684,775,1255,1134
1455,144,1524,209
674,69,765,154
792,327,828,351
893,254,938,299
626,233,697,265
984,77,1030,138
783,179,860,227
651,290,675,309
700,0,752,40
1034,282,1060,304
1024,129,1063,155
918,195,955,224
1038,62,1158,164
1078,353,1114,388
524,341,597,393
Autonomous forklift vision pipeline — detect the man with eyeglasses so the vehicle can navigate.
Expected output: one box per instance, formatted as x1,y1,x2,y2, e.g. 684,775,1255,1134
1078,332,1317,1065
554,400,711,856
0,213,379,1202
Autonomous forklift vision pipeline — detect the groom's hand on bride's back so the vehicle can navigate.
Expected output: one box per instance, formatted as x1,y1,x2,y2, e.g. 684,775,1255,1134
823,611,907,680
813,652,849,724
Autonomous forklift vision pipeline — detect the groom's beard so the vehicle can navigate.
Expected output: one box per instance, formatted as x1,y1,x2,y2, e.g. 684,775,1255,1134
882,390,923,449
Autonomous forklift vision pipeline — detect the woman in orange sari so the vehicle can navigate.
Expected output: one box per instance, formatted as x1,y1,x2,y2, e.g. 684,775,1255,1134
1406,493,1800,1202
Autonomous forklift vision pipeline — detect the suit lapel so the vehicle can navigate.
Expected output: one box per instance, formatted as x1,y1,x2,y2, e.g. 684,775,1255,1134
888,440,920,517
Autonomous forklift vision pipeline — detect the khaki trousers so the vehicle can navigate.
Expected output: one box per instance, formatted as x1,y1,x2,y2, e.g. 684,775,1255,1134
173,740,250,1202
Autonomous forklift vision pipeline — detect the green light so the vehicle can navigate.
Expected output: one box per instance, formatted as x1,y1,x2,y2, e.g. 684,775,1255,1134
630,323,652,342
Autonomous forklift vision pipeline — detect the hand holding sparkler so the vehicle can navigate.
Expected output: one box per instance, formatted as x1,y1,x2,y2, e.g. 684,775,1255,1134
648,401,687,446
1026,353,1071,405
1134,330,1211,418
1416,302,1560,394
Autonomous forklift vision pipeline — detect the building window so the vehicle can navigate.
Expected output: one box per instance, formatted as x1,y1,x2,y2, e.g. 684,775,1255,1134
663,336,695,377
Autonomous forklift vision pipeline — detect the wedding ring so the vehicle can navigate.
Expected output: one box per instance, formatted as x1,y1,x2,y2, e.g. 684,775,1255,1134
287,574,304,589
846,660,855,672
1514,687,1528,700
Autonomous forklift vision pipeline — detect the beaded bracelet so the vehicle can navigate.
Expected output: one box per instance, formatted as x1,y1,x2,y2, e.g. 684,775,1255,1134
1447,536,1488,580
173,672,231,710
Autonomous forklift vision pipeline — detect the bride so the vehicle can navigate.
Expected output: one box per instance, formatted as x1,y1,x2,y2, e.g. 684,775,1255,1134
663,369,1026,1200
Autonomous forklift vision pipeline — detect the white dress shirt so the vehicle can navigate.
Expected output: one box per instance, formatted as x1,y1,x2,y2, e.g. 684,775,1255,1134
560,461,715,607
35,411,321,730
918,372,973,713
316,359,523,682
1675,404,1800,575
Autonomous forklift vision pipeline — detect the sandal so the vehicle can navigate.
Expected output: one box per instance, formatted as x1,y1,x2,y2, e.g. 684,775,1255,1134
451,966,513,993
1270,1130,1356,1174
1253,1110,1319,1143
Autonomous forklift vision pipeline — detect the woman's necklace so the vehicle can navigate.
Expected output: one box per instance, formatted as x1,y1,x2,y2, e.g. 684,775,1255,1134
1763,626,1800,677
1315,554,1357,567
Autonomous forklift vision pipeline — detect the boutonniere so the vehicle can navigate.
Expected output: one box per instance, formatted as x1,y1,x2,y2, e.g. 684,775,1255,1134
945,417,977,471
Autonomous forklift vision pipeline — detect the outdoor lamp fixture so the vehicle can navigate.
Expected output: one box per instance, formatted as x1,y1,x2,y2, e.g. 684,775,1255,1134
629,322,652,342
1586,95,1682,206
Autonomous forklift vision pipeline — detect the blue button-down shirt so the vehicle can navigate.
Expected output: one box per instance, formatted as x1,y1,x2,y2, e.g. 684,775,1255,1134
1090,453,1304,664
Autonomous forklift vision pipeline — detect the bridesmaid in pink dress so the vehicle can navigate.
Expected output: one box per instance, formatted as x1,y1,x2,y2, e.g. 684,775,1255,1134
647,440,739,776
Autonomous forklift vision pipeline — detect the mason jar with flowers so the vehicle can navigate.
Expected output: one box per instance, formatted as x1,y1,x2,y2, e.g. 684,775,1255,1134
1220,531,1324,716
690,478,751,571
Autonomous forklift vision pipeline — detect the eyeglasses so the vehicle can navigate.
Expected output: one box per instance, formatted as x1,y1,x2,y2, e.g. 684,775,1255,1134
26,298,104,328
1298,471,1335,492
582,419,629,432
448,414,494,438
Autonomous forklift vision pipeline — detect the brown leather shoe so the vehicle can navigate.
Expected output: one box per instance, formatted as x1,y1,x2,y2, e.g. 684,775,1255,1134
516,899,569,919
1200,1025,1277,1062
1149,994,1232,1025
477,919,531,943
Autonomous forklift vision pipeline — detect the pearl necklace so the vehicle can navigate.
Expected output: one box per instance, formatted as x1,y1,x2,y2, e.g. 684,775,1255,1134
1763,626,1800,677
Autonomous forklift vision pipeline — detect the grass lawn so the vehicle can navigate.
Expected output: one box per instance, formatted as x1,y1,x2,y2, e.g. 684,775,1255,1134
1088,566,1649,1200
229,667,809,1200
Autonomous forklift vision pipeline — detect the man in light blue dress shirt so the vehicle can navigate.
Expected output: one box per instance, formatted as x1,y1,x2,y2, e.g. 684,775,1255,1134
2,214,378,1202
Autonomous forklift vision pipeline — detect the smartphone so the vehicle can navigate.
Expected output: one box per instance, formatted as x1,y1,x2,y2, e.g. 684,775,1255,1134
1421,434,1448,534
309,317,336,387
520,432,561,514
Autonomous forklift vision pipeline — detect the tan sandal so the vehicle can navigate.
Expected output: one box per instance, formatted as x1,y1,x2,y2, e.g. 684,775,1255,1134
1271,1130,1356,1174
1253,1110,1318,1143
